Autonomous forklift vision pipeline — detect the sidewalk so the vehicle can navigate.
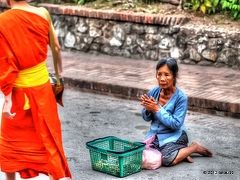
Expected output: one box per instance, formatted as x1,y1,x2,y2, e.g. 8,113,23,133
47,50,240,118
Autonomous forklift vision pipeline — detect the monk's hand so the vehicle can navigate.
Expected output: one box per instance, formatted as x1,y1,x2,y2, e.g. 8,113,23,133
141,95,160,113
2,93,16,120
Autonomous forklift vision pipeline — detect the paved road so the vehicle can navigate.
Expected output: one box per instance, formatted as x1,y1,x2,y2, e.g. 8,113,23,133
0,89,240,180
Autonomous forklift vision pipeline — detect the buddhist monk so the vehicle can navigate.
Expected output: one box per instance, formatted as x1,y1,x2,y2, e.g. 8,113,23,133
0,0,72,180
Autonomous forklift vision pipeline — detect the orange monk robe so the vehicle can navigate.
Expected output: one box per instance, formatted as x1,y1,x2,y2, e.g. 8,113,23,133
0,9,72,179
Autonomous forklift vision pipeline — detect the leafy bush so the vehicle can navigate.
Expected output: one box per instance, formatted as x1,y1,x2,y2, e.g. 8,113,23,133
221,0,240,19
185,0,220,14
185,0,240,19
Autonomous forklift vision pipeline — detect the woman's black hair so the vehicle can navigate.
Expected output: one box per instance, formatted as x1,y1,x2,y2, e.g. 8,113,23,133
156,57,179,85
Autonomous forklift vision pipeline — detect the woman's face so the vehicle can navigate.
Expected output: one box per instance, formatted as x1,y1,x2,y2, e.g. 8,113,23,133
156,64,174,89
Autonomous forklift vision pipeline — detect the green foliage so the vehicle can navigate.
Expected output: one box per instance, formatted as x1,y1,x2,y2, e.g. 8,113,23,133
186,0,240,19
221,0,240,19
186,0,220,14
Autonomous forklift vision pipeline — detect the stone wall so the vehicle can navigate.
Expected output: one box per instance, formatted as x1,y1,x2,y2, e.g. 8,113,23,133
1,2,240,69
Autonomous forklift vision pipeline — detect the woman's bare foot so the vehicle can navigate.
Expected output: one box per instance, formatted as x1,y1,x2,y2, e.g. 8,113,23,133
191,142,213,157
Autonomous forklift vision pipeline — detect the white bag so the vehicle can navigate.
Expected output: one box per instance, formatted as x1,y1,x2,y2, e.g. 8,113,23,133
142,135,162,170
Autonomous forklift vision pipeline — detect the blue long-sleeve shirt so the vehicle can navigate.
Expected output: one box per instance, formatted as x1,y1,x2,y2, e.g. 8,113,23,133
142,86,188,147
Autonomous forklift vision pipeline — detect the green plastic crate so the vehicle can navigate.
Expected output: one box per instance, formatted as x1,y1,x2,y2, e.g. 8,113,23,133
86,136,145,178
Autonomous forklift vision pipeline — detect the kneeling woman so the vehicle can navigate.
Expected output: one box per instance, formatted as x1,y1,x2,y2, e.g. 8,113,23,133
140,58,212,166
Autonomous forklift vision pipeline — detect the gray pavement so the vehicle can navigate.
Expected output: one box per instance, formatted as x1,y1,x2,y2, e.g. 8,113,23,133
47,51,240,118
2,89,239,180
61,89,240,180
